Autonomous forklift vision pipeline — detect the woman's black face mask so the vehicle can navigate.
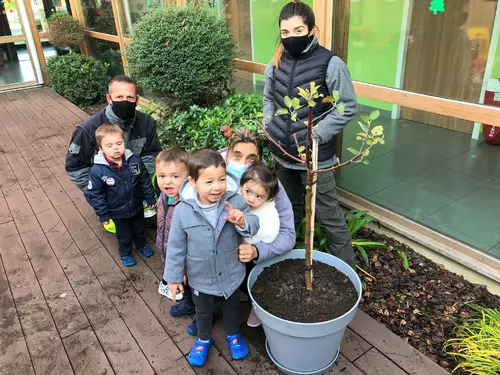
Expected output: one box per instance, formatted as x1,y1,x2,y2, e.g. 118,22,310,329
281,34,313,57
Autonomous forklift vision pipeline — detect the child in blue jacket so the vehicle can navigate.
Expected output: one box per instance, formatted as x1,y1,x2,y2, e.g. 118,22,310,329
85,124,156,267
166,148,259,367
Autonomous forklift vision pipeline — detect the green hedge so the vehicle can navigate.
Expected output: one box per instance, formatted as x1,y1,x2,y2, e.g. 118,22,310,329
126,5,237,109
156,92,271,162
47,53,110,107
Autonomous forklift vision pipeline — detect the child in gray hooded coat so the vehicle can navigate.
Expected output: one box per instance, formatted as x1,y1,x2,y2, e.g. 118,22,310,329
166,148,259,367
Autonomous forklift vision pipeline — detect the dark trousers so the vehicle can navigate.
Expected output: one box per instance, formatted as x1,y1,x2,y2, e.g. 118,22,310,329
192,288,240,341
275,166,355,267
240,261,255,295
183,282,194,305
113,210,146,257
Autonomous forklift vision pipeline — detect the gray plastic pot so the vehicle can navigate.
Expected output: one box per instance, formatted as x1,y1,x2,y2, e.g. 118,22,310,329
248,249,362,375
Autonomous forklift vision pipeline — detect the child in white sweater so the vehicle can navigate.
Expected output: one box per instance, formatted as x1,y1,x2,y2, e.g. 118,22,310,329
240,163,280,246
239,163,280,327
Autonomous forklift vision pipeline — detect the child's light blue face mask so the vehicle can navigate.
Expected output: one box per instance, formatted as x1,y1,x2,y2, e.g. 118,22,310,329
226,161,248,181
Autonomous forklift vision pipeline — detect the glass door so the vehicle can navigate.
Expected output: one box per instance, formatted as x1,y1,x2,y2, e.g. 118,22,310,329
401,0,498,133
0,0,41,90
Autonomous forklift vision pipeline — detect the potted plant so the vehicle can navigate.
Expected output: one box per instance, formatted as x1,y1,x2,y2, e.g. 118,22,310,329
47,12,84,54
248,82,385,375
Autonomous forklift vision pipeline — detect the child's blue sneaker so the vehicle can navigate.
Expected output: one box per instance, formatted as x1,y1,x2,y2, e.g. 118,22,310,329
169,298,196,317
226,333,248,360
141,245,153,258
186,319,197,336
121,255,136,267
188,338,211,367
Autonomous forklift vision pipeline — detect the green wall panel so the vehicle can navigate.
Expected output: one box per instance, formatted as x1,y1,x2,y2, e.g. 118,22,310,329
347,0,406,111
251,0,313,82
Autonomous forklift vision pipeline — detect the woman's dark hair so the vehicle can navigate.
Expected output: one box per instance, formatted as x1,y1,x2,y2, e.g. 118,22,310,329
273,0,316,67
240,162,279,201
228,128,263,159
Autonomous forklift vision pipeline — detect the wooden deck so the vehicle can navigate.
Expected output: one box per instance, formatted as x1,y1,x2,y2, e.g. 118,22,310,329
0,88,450,375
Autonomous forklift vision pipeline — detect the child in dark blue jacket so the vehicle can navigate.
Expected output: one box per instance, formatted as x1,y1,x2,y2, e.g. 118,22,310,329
85,124,156,267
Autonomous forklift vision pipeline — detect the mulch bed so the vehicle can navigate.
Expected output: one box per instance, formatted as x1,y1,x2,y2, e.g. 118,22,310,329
356,227,500,374
80,102,107,116
252,258,358,323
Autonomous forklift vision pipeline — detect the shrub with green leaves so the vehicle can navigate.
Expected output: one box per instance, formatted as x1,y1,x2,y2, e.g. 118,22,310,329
126,5,237,109
47,53,110,107
156,92,271,160
47,13,84,51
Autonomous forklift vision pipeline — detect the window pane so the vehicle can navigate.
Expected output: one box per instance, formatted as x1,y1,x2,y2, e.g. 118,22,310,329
82,0,117,35
118,0,163,37
31,2,72,33
0,41,36,85
1,0,24,36
88,38,123,77
224,0,313,95
117,0,217,37
345,0,499,134
40,38,61,60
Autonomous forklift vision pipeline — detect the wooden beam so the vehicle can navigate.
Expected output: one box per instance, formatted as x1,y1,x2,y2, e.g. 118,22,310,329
313,0,332,48
109,0,129,75
355,82,500,127
0,81,41,91
20,0,48,82
0,35,26,43
332,0,350,62
228,0,240,51
235,59,500,127
69,0,90,55
332,0,350,179
235,59,265,74
83,30,120,43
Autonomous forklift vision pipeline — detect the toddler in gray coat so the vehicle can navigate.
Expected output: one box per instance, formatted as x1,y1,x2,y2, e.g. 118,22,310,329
166,148,259,367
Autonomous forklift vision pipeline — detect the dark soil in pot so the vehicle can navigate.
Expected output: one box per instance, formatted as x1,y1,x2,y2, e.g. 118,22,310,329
251,258,358,323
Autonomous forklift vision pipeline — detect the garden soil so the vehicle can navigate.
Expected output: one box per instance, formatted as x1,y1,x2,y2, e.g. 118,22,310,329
81,102,107,116
354,228,499,374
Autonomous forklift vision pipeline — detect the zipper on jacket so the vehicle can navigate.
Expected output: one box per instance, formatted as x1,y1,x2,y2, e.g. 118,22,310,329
286,59,298,150
161,195,168,254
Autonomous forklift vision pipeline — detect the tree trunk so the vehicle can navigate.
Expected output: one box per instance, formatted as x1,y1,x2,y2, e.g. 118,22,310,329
305,107,317,290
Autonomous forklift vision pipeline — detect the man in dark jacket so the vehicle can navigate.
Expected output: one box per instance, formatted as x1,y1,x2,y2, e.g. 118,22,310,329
65,75,162,192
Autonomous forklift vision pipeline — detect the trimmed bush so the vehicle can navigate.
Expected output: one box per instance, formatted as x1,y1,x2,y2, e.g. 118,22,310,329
126,5,237,109
156,92,271,162
47,53,110,107
47,13,84,50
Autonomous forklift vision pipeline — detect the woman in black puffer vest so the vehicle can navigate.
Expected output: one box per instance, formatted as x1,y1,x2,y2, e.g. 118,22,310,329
263,0,357,267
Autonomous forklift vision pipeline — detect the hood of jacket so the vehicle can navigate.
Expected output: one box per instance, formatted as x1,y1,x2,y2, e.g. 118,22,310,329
93,149,134,166
178,172,240,209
